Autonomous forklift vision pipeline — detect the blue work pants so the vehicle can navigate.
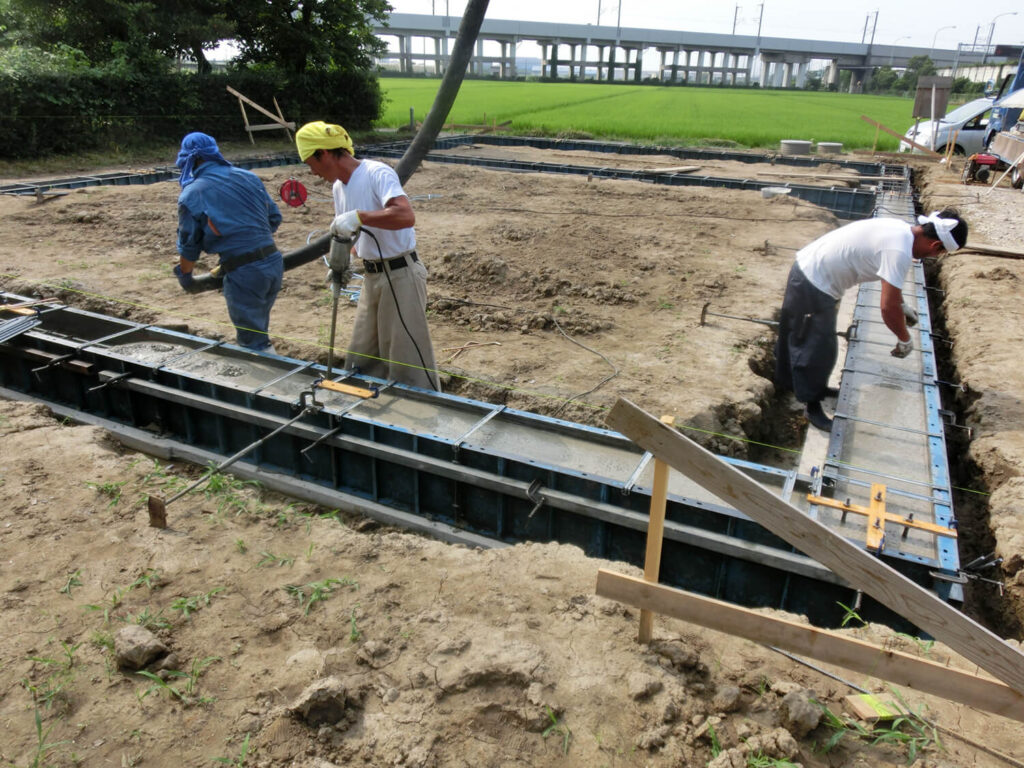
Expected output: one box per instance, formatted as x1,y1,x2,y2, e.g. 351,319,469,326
222,253,283,351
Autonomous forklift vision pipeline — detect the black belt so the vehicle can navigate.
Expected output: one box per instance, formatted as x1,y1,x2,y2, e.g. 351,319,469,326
362,251,418,274
218,244,278,274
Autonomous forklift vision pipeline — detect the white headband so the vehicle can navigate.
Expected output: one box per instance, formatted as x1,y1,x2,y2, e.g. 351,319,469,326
917,212,960,252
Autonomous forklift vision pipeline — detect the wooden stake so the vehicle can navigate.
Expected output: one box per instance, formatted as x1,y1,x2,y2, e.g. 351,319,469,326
638,415,674,644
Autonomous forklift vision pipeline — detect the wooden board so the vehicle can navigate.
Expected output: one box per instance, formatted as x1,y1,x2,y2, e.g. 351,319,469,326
959,243,1024,260
596,569,1024,722
843,693,905,722
605,397,1024,697
860,115,941,157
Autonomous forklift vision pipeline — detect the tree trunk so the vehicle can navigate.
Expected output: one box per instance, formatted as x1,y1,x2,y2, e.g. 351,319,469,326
394,0,491,185
192,45,212,75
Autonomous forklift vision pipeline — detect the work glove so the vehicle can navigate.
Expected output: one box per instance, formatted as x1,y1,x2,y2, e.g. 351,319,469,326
325,267,352,293
902,300,919,327
330,210,362,240
890,338,913,358
173,264,194,290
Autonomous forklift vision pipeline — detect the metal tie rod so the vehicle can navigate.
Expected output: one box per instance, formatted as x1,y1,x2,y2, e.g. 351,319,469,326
147,389,323,526
699,302,778,328
816,464,956,505
840,365,965,392
832,411,943,438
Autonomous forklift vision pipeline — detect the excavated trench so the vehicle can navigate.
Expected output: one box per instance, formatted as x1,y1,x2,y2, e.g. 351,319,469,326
925,256,1023,639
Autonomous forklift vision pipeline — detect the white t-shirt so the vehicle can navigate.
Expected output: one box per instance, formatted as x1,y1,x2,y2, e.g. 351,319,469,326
796,218,913,299
333,159,416,261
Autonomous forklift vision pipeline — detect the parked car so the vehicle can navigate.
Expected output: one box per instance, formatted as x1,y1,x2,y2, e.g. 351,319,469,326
899,97,995,155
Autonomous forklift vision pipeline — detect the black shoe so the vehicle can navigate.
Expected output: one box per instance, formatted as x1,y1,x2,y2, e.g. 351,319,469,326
824,387,840,398
805,401,834,432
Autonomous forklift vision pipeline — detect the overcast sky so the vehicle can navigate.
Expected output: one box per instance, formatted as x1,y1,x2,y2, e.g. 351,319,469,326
387,0,1024,53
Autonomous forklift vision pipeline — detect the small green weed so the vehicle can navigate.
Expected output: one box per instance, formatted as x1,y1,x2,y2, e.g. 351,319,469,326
284,577,357,616
257,551,295,568
129,569,162,591
21,676,67,711
170,587,224,620
869,689,942,763
203,468,259,515
235,539,248,554
893,632,935,656
214,733,251,767
542,705,572,755
837,601,867,628
135,669,187,701
89,631,114,652
349,607,361,642
746,755,800,767
708,722,722,757
185,656,220,696
26,708,69,768
122,607,171,632
59,570,83,597
85,480,127,509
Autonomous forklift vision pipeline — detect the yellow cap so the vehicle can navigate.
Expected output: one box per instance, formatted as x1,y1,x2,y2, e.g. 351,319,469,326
295,121,354,161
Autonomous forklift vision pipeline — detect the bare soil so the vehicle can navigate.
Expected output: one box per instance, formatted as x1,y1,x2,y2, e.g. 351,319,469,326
1,144,1024,768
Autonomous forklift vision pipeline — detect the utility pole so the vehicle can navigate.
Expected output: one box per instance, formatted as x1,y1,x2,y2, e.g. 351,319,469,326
754,3,763,81
733,5,740,35
597,0,601,26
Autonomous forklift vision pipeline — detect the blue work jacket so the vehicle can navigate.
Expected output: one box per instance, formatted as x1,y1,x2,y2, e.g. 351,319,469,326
177,163,282,262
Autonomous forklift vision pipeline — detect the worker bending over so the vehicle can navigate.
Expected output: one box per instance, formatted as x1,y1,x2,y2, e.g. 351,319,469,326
295,121,440,391
173,132,283,352
774,208,968,432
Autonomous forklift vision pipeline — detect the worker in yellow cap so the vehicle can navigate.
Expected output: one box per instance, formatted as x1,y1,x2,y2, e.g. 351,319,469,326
295,121,440,391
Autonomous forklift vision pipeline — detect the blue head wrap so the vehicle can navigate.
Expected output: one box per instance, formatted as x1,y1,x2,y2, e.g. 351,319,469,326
176,132,230,188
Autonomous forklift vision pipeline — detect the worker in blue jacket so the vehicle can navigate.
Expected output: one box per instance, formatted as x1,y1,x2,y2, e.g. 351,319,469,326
173,132,284,352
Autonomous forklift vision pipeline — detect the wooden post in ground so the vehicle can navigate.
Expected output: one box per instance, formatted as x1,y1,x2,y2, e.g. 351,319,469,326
638,415,674,644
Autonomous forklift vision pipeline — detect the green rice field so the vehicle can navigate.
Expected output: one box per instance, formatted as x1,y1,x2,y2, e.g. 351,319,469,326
377,78,924,151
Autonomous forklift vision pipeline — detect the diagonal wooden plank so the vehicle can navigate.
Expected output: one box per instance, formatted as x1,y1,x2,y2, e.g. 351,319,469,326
596,569,1024,723
605,397,1024,697
226,86,292,129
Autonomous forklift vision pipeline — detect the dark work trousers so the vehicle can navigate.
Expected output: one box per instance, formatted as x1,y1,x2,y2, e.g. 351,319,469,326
773,262,840,404
222,252,284,351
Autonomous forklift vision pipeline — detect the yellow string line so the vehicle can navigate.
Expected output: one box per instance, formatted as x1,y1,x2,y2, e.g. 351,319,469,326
2,273,991,494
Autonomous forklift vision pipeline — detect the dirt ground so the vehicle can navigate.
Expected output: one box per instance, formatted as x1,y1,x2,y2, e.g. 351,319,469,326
2,143,1024,767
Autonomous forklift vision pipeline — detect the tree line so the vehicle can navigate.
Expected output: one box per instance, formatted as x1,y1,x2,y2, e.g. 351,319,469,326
0,0,394,157
0,0,391,74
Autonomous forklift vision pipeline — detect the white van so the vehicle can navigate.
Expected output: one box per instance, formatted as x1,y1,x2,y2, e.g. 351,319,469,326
899,97,995,155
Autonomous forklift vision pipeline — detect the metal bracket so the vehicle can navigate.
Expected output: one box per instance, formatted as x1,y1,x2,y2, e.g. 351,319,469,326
527,478,546,518
31,352,75,376
939,409,973,438
88,371,133,392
